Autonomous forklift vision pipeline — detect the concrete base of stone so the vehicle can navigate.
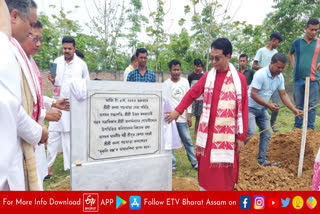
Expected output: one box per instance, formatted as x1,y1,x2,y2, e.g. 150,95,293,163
71,154,172,190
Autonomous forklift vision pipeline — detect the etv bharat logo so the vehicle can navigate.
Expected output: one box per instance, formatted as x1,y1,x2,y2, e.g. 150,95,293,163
83,193,99,212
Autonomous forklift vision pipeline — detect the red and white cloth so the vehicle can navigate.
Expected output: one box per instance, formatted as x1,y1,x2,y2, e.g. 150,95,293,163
10,38,43,121
312,147,320,191
30,57,44,110
196,63,243,166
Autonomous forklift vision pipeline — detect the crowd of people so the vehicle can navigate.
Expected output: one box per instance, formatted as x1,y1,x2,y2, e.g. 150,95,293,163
0,0,319,191
0,0,88,190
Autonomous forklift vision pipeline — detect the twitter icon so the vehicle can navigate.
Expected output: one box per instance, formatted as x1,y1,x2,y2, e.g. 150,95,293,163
281,198,290,207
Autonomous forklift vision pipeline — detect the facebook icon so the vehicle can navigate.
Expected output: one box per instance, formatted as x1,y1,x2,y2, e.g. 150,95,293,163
240,196,251,209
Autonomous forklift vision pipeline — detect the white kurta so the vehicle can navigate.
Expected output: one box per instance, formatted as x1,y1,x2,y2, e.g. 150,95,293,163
49,55,89,132
0,84,20,190
43,96,54,110
0,32,42,190
48,55,89,170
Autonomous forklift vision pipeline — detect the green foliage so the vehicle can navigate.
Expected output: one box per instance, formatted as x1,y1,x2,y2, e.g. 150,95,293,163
169,28,190,59
74,33,105,70
34,13,59,69
84,0,127,70
230,23,265,62
126,0,148,54
34,0,320,75
263,0,320,84
264,0,320,53
146,0,168,72
187,0,230,71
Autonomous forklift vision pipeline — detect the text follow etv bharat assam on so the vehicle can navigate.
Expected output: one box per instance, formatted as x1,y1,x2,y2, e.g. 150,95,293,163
143,198,237,206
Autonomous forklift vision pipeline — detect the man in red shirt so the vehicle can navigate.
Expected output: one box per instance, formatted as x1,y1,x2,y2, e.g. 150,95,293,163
165,38,248,191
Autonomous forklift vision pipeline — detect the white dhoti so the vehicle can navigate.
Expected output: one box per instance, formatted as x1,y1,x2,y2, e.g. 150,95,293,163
47,131,70,170
35,144,48,190
58,139,63,153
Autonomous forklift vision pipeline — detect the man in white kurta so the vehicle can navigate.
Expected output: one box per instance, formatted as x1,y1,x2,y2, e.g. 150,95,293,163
47,36,89,175
0,0,47,190
0,31,43,190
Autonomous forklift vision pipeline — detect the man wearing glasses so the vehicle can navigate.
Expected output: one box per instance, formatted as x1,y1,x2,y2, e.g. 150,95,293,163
20,20,70,189
165,38,248,191
5,0,48,191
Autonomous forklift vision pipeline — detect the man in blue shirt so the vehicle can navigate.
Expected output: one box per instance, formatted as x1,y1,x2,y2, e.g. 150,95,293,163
246,53,302,167
127,48,156,82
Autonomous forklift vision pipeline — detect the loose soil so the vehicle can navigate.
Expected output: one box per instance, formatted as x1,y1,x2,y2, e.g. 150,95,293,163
173,129,320,191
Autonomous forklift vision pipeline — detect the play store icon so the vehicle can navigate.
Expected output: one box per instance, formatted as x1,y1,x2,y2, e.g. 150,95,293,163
116,196,127,209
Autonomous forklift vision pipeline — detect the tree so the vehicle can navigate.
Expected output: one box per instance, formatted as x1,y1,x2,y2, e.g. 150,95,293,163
184,0,239,71
146,0,169,72
75,33,105,70
264,0,320,54
34,13,60,69
84,0,126,70
229,22,264,61
126,0,148,54
263,0,320,83
167,28,199,71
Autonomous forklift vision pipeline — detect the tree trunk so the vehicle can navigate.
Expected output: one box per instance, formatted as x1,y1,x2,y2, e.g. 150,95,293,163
206,46,210,72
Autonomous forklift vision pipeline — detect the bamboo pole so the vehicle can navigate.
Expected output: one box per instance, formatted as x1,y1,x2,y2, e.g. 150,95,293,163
297,77,310,177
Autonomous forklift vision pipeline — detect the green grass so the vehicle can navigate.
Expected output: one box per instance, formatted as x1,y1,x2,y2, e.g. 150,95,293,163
173,117,198,179
43,153,70,190
267,105,320,133
43,91,71,190
45,91,53,98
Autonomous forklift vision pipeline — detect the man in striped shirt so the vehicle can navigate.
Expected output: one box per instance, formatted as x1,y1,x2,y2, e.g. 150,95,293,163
288,18,320,130
127,48,156,82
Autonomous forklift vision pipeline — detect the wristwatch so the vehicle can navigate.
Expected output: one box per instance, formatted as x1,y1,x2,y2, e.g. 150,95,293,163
52,99,57,108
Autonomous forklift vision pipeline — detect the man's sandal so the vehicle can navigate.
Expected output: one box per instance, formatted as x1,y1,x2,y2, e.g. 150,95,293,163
44,175,52,180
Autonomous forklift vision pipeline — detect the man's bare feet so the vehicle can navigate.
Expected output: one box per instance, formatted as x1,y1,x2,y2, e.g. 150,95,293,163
48,166,53,176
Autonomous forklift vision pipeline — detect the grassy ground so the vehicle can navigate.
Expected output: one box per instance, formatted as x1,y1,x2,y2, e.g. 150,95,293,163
43,154,70,190
43,106,320,190
43,92,70,190
267,106,320,132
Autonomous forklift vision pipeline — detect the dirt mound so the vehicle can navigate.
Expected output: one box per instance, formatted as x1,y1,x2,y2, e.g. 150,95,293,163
173,129,320,191
238,129,320,191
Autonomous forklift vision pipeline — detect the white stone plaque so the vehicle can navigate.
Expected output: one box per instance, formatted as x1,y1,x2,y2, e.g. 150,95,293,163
88,92,161,160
